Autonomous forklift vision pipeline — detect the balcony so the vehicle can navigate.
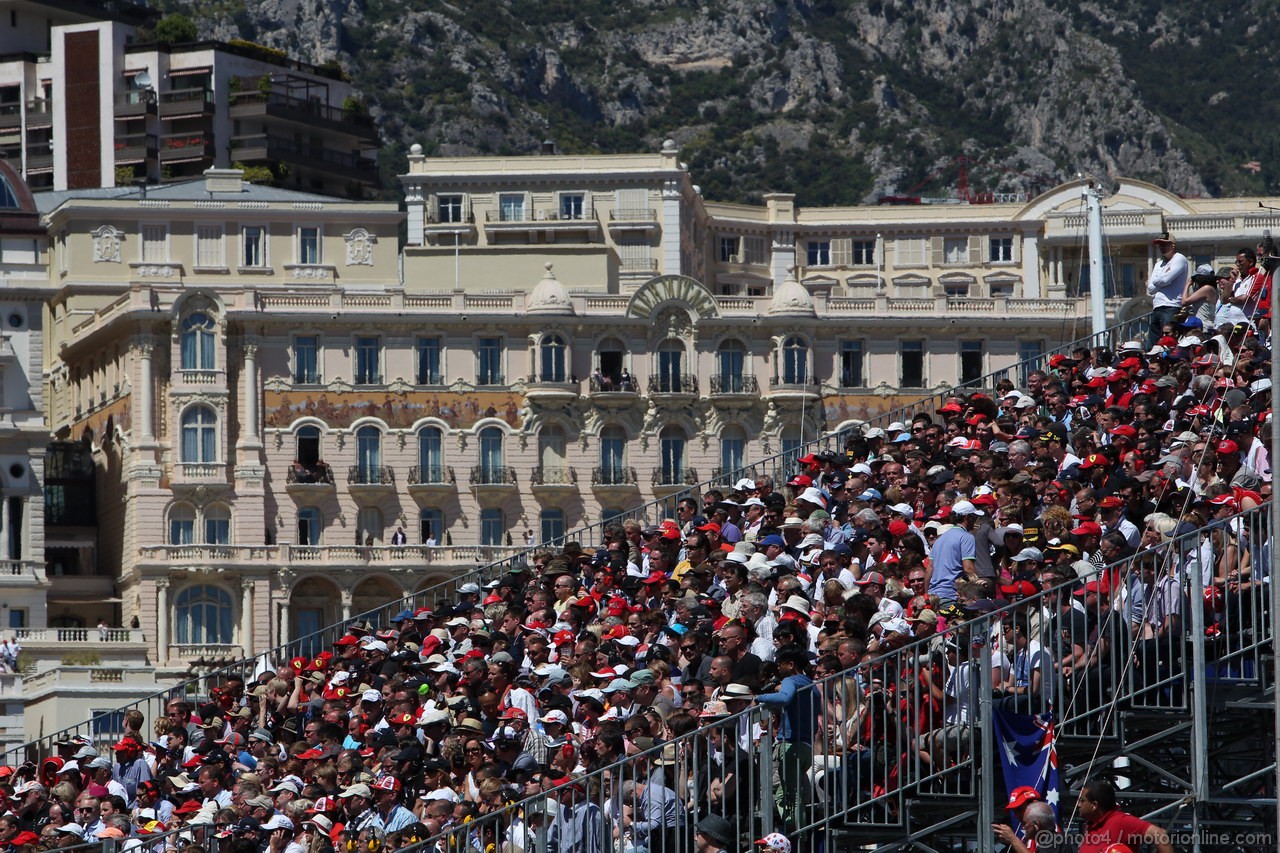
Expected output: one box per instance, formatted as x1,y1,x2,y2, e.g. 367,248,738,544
524,374,579,403
347,465,395,493
424,211,477,240
114,91,156,119
469,465,517,493
530,466,578,494
652,466,698,494
25,143,52,173
483,209,600,239
293,372,323,386
648,373,698,399
0,560,47,585
591,466,639,497
608,208,658,233
159,132,214,164
0,102,20,130
227,90,378,142
171,462,227,486
620,257,660,275
114,132,157,164
229,134,378,184
354,373,384,386
587,373,640,404
24,98,51,128
709,373,759,406
767,374,821,403
167,643,244,665
407,464,456,494
285,463,335,494
158,88,214,119
173,369,223,388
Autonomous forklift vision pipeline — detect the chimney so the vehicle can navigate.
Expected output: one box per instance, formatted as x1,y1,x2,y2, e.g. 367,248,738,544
203,167,245,194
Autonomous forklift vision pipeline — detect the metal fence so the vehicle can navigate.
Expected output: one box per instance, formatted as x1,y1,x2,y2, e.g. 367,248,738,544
11,310,1154,762
398,501,1273,853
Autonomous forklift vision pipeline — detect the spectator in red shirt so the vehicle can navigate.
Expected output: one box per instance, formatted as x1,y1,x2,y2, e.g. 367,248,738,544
1075,779,1173,853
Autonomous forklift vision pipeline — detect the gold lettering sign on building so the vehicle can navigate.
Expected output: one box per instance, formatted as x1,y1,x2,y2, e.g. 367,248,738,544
626,275,720,320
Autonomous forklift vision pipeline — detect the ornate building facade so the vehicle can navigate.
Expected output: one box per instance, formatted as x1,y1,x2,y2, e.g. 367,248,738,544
38,145,1280,676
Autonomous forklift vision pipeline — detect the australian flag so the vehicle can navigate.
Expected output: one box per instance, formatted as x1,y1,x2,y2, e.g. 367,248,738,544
992,706,1060,833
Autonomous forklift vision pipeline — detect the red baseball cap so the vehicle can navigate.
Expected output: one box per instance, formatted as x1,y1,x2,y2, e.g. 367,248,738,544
1006,785,1041,810
1071,521,1103,536
1216,439,1240,455
1097,496,1124,509
696,522,721,534
552,630,575,646
787,474,812,488
1109,425,1137,439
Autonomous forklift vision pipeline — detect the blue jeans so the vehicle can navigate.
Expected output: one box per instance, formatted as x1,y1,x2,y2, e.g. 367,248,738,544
1148,305,1179,347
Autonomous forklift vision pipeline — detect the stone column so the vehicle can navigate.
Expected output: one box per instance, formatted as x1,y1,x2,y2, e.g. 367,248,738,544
155,578,170,663
239,579,253,654
340,589,353,622
242,344,260,447
136,336,155,443
278,602,290,651
1022,234,1041,298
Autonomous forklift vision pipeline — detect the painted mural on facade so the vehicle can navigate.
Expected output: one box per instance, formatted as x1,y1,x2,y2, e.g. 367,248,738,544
264,390,527,430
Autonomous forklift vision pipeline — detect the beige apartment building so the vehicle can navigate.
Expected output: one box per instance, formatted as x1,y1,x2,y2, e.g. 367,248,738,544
37,143,1280,679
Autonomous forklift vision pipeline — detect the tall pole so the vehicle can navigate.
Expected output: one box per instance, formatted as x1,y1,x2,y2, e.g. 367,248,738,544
1270,227,1280,851
1084,181,1106,336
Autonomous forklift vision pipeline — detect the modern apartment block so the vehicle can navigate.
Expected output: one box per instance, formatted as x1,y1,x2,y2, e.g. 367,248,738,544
0,0,379,196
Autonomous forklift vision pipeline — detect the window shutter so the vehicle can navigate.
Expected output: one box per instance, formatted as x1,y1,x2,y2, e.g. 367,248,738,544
832,238,851,266
968,235,981,263
930,236,944,267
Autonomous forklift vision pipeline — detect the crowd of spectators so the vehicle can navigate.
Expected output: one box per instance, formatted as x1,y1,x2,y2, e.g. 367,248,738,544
3,233,1272,853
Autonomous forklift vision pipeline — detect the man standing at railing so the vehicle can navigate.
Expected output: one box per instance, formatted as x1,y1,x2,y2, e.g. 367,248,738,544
927,501,980,603
1147,233,1187,347
756,648,817,836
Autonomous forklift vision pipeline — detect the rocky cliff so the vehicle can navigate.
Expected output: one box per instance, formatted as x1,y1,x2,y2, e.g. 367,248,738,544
168,0,1279,204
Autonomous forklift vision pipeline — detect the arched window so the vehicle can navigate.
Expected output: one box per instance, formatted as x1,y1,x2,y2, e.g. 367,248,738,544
659,425,686,485
357,506,383,545
478,426,504,481
296,426,321,467
419,508,444,545
595,337,627,389
782,336,809,385
656,340,684,392
169,503,196,545
599,425,626,484
297,507,321,546
540,334,567,382
204,504,231,545
174,584,233,644
180,312,216,371
717,339,747,392
480,508,505,546
720,426,746,483
356,425,381,482
417,426,443,483
180,406,217,463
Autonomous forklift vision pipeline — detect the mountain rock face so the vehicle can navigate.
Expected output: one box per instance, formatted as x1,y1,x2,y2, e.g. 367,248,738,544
169,0,1278,204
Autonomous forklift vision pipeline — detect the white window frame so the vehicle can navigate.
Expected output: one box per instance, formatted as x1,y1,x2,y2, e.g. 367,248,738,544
497,192,528,223
353,335,382,385
240,224,267,269
292,333,322,384
851,240,875,266
476,335,505,386
942,237,968,265
806,240,832,267
557,190,589,221
194,223,225,269
436,193,466,224
296,225,322,265
989,235,1015,264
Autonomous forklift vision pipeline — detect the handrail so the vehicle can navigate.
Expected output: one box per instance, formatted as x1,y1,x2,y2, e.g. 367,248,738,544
404,501,1273,853
15,309,1155,759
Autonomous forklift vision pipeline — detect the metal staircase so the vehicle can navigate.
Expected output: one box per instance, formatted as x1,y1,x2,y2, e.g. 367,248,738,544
9,310,1155,761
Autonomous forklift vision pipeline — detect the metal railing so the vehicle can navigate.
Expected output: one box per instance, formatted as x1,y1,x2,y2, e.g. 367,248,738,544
346,464,393,485
648,373,697,395
285,463,334,485
530,465,578,486
469,465,517,486
407,464,455,486
20,309,1158,760
652,466,699,487
710,373,759,394
403,502,1275,853
588,373,639,393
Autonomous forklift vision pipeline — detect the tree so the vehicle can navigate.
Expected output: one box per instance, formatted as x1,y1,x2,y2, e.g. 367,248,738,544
151,14,198,45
